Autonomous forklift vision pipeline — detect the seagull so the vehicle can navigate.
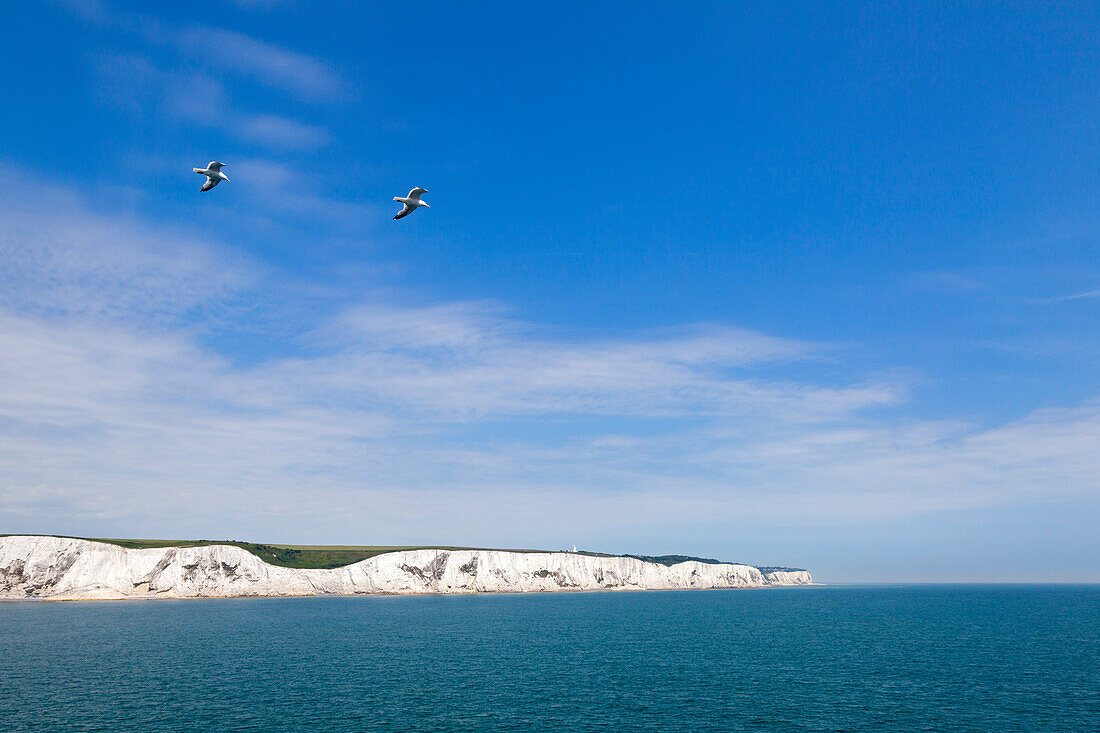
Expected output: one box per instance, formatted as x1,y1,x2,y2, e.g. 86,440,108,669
393,187,429,219
193,161,230,192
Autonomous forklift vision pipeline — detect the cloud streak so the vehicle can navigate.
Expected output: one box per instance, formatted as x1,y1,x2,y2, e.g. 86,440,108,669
96,57,332,151
1046,289,1100,302
236,114,331,150
0,179,253,320
176,26,343,101
2,178,1098,554
59,0,345,101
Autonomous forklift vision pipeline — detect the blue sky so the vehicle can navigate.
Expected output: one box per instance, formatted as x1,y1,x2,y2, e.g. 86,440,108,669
1,0,1098,581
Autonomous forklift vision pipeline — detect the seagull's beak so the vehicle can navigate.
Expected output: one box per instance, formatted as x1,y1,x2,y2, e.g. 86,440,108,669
224,177,230,183
422,203,429,208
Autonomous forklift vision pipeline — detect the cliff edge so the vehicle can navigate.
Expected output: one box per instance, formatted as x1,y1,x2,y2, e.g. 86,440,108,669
0,536,812,600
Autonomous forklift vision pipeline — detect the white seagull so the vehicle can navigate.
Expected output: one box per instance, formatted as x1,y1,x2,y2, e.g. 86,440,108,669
193,161,230,192
393,187,429,220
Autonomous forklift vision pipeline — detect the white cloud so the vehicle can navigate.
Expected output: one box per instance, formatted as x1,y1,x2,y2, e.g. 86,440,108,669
52,0,107,22
0,179,253,320
293,302,899,421
60,0,344,101
1048,289,1100,301
95,57,332,152
1,178,1098,551
237,114,331,150
174,26,343,101
222,157,381,226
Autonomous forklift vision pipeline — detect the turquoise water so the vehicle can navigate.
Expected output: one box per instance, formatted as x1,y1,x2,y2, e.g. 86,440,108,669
1,585,1096,731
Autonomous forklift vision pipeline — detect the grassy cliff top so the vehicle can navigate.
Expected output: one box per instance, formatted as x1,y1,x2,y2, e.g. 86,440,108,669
620,554,806,572
1,535,802,572
2,536,601,569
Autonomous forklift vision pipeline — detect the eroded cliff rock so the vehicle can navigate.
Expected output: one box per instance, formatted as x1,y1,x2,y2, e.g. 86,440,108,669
0,536,812,600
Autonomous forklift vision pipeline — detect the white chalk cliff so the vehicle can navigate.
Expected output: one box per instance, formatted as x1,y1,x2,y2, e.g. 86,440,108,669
0,536,812,601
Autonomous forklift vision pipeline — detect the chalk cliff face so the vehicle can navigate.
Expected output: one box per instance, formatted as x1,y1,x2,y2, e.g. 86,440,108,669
760,570,811,585
0,536,812,600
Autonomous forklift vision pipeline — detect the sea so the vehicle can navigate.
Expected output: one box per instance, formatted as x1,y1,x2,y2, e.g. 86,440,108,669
1,585,1096,732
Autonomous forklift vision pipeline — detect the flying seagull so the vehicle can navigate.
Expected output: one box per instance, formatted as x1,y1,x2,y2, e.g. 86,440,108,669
193,161,230,192
393,187,429,220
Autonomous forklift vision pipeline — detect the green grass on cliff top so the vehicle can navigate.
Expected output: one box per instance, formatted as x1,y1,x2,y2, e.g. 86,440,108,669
1,535,804,572
3,536,604,570
98,540,472,569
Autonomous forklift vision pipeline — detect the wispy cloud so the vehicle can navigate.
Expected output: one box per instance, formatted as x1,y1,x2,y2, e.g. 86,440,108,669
0,178,254,320
57,0,345,101
2,178,1098,550
284,302,898,421
174,26,344,101
222,157,380,226
237,114,330,150
52,0,107,22
907,270,985,295
96,56,331,151
1045,289,1100,302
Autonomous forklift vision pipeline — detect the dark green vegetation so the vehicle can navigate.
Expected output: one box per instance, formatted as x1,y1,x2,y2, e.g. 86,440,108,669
90,540,441,569
3,536,584,570
621,554,806,572
3,535,798,571
757,566,809,573
623,553,728,566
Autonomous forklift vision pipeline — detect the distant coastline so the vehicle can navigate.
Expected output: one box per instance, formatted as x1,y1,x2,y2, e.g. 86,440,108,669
0,535,813,601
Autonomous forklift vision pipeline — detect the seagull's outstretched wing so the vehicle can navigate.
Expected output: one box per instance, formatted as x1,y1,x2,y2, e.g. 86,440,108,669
393,203,414,220
201,177,221,192
406,187,427,201
207,161,224,171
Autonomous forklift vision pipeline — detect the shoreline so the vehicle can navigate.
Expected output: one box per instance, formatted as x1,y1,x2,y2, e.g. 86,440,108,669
1,536,814,601
4,583,825,603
